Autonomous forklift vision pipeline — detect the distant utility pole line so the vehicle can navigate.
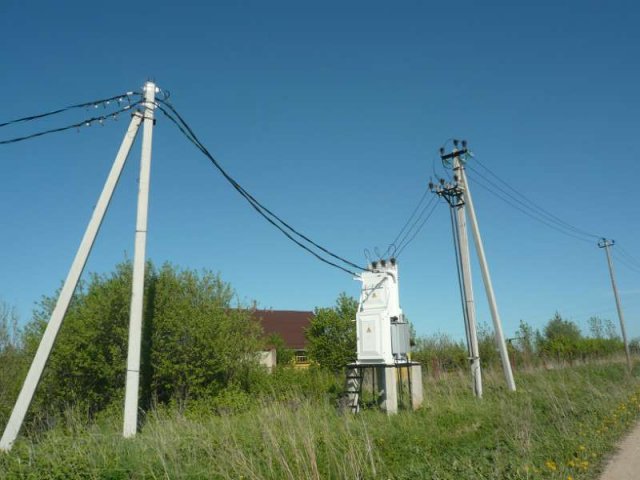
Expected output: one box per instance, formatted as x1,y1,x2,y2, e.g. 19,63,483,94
598,238,632,372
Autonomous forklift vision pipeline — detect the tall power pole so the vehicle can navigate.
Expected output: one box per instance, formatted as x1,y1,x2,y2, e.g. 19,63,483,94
0,81,157,452
0,111,145,452
432,149,482,397
431,140,516,395
123,81,156,437
459,165,516,392
598,238,632,372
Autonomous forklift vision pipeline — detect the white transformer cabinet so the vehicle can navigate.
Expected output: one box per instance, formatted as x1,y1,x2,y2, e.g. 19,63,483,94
347,259,421,415
356,260,410,364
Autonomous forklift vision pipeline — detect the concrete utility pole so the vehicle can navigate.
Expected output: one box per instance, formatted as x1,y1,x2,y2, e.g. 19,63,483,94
432,148,482,397
123,81,156,437
598,238,632,372
452,155,483,398
459,166,516,392
431,140,516,396
0,112,144,452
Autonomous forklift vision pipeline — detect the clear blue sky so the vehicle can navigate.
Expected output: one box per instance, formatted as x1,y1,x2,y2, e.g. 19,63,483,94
1,0,639,342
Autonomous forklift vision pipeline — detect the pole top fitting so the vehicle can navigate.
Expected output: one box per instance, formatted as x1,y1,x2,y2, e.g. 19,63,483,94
143,81,160,95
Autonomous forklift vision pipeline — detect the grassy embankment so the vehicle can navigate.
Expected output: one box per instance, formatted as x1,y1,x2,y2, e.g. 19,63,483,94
1,361,639,479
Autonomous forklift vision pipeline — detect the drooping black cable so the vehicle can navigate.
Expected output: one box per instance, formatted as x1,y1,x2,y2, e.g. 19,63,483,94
465,169,595,245
395,197,440,257
157,99,367,272
156,105,361,276
0,103,143,145
468,160,601,240
0,92,140,128
154,102,364,276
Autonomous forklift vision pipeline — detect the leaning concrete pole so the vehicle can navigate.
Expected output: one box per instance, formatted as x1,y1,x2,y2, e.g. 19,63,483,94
123,82,156,438
460,166,516,391
599,238,632,372
0,113,143,451
453,155,483,398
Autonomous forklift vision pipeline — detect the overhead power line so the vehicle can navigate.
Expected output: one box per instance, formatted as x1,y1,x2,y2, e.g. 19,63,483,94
615,244,640,270
0,92,140,128
613,252,640,275
466,160,602,241
154,99,366,276
465,171,595,244
0,103,142,146
383,188,431,258
464,157,640,273
395,196,441,257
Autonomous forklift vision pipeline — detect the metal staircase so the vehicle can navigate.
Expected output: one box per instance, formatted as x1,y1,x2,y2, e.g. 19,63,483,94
344,366,363,413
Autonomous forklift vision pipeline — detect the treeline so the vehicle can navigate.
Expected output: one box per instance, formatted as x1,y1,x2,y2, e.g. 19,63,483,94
412,313,634,374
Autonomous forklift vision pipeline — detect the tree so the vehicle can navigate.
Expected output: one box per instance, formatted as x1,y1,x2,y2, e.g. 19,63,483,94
543,312,582,342
149,264,263,405
477,322,500,367
0,302,27,424
516,320,535,355
306,293,357,371
265,332,294,366
19,261,264,417
539,312,582,361
588,316,605,339
603,318,620,340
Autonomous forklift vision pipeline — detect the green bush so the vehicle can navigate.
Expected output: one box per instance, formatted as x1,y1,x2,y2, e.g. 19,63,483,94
306,293,357,371
16,261,264,424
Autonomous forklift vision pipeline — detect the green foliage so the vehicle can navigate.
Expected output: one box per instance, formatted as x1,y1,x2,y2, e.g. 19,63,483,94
16,261,264,422
538,312,582,361
265,332,294,365
413,312,627,374
0,302,28,425
411,333,467,372
2,363,639,480
306,293,357,371
544,312,582,342
477,321,500,367
535,313,624,363
149,264,263,406
515,319,536,367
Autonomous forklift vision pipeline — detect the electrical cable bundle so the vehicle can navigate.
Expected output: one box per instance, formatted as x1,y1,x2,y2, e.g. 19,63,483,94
389,194,441,258
0,92,142,145
154,98,367,276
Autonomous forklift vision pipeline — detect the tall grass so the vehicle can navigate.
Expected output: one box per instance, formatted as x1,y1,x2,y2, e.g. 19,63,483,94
1,362,639,479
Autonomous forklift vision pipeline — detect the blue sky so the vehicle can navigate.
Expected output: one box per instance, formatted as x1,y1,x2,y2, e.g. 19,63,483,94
1,0,639,341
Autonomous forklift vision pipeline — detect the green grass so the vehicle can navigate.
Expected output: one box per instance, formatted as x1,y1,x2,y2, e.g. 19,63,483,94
1,362,639,479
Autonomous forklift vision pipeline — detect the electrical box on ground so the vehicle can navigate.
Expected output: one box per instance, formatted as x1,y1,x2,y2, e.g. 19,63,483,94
356,260,409,364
